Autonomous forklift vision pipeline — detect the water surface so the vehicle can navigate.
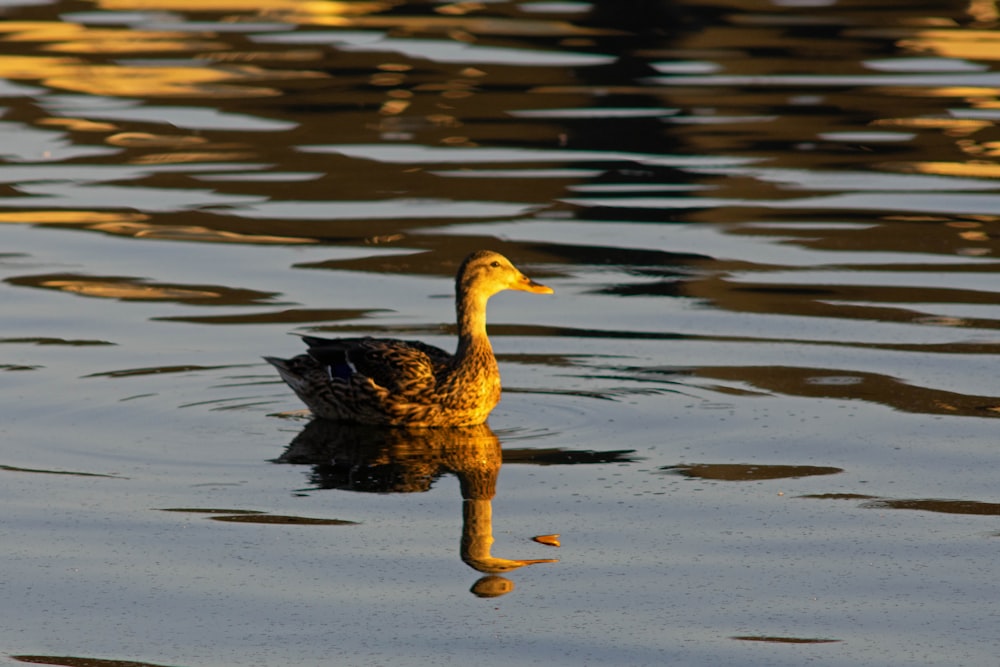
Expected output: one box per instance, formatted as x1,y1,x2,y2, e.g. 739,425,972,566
2,1,999,666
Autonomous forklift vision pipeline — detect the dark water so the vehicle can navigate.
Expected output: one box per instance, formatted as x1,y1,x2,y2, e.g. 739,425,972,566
2,1,999,666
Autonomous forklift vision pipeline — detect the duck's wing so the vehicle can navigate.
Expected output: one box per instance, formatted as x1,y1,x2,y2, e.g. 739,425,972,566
301,335,451,394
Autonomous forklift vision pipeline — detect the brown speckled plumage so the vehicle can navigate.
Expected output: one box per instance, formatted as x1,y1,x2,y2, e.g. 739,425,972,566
265,250,552,427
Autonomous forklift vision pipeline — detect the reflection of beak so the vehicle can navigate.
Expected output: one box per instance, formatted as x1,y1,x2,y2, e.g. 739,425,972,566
513,557,560,567
516,274,554,294
463,555,559,574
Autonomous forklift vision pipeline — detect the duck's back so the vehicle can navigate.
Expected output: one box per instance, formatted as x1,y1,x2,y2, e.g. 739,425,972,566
302,335,451,394
266,335,500,426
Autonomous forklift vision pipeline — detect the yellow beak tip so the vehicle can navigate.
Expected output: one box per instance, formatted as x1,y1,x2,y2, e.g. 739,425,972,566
524,279,553,294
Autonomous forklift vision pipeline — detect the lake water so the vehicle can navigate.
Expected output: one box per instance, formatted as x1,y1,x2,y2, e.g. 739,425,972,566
2,1,999,666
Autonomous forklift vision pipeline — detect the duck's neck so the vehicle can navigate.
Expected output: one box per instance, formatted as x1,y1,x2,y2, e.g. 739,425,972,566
455,288,493,359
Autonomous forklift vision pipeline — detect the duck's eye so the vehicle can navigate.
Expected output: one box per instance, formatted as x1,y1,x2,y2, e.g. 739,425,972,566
490,261,501,268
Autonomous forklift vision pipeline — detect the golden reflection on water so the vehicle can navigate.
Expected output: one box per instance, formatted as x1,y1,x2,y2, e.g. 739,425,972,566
967,0,1000,24
0,211,312,243
89,222,315,243
0,55,79,79
0,211,149,224
900,29,1000,60
105,133,208,148
0,53,325,98
314,14,618,36
872,117,990,135
37,118,119,132
43,64,306,98
277,421,558,595
42,279,220,301
97,0,393,14
6,273,279,305
904,161,1000,179
129,151,260,164
100,0,608,35
2,22,227,54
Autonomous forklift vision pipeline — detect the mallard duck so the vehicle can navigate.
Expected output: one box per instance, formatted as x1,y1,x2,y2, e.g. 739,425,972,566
265,250,552,427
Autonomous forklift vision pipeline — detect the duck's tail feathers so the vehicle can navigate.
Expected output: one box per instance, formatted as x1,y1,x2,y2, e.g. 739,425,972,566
263,355,291,371
263,356,304,386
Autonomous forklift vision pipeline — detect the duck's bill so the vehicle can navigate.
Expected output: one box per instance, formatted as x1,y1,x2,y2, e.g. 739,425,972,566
518,276,554,294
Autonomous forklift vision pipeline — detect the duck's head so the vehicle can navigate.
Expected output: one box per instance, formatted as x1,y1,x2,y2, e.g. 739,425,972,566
457,250,553,298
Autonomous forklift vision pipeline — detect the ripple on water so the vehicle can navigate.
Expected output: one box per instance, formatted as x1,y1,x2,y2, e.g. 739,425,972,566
1,1,999,666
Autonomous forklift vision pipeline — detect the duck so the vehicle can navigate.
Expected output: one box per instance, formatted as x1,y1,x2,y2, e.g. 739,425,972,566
265,250,553,427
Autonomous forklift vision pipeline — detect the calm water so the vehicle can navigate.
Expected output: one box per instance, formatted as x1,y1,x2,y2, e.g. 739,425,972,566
2,0,999,665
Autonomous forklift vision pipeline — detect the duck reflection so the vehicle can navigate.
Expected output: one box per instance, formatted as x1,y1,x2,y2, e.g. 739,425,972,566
276,421,564,595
